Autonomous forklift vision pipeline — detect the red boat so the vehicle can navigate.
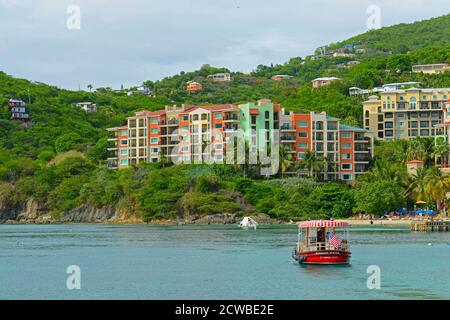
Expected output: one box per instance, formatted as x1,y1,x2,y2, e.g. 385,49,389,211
292,220,351,265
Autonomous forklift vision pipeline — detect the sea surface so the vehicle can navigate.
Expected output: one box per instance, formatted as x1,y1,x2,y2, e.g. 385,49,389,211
0,224,449,299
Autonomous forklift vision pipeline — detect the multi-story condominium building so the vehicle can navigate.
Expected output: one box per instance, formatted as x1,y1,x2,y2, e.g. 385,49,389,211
412,64,449,74
363,87,450,141
311,77,340,88
107,99,373,182
7,99,31,122
207,73,231,82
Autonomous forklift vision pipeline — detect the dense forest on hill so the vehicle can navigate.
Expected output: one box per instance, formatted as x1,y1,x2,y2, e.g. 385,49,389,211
1,14,450,223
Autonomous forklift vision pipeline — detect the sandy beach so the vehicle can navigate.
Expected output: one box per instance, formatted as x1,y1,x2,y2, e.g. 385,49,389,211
337,219,411,226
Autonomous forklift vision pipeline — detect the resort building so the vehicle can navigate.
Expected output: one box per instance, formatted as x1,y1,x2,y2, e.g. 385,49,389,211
271,75,294,81
363,87,450,141
349,82,421,97
186,81,203,93
207,73,231,82
412,64,449,74
75,102,97,112
127,86,152,96
434,98,450,169
8,99,31,122
106,99,373,182
312,77,341,88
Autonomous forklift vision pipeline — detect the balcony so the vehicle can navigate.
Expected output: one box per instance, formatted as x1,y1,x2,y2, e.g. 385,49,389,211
224,114,239,122
280,124,295,132
280,135,295,143
160,119,179,127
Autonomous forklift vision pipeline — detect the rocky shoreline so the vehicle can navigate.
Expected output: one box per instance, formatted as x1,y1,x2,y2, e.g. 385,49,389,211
0,199,281,225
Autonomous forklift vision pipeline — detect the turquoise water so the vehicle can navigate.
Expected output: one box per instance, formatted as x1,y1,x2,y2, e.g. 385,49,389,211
0,224,449,299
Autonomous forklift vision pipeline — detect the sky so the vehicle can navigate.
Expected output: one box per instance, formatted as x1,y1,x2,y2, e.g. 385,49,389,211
0,0,449,90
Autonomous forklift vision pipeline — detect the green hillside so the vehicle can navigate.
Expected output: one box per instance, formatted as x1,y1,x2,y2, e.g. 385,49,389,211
333,14,450,54
1,14,450,223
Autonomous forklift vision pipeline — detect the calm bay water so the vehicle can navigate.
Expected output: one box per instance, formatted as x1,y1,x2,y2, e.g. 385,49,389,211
0,224,449,299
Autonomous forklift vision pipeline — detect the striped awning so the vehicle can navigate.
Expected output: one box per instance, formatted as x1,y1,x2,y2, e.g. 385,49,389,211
297,220,349,228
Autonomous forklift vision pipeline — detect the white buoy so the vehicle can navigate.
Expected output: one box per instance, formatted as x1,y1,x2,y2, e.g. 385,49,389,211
428,243,432,246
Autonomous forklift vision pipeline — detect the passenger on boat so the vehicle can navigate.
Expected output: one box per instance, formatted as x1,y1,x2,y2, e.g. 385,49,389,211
317,227,325,251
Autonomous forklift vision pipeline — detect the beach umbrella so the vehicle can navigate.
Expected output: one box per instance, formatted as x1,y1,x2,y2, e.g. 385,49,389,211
397,208,406,214
416,209,424,214
424,209,435,215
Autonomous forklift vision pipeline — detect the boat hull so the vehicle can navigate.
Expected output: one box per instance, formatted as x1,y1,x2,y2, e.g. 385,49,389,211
292,249,351,265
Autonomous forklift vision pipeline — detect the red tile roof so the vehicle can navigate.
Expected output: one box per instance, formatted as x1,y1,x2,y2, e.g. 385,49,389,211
188,104,239,112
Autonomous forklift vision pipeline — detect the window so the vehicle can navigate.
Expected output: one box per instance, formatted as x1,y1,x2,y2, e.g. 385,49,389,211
341,132,351,139
397,113,405,118
215,133,222,139
342,163,352,170
342,143,351,149
192,114,199,121
265,111,270,119
215,123,222,128
120,159,128,165
120,149,128,156
420,129,429,136
298,142,308,148
215,113,222,119
297,152,305,159
120,139,128,145
298,121,308,127
215,144,223,150
182,115,188,121
151,128,158,133
410,121,418,128
298,132,308,138
327,122,337,130
342,153,351,160
410,97,416,110
181,126,189,131
181,146,189,152
385,122,393,128
342,174,352,180
251,116,257,125
120,130,127,136
398,122,405,127
151,118,158,124
151,148,158,153
399,96,404,101
151,138,158,144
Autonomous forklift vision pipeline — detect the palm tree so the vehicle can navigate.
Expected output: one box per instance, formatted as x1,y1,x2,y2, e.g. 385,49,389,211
87,84,93,92
406,167,429,201
298,150,324,178
424,167,450,214
279,145,293,178
433,137,449,167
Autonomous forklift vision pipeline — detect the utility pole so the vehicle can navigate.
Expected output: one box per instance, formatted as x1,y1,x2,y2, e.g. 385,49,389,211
27,87,31,104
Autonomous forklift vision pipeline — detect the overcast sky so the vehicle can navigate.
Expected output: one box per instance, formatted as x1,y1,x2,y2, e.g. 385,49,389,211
0,0,449,90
